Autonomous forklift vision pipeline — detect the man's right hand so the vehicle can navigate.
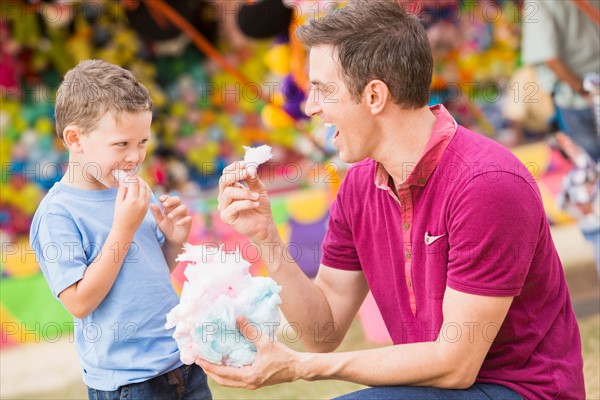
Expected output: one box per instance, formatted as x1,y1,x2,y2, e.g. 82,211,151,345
218,162,277,243
113,176,151,236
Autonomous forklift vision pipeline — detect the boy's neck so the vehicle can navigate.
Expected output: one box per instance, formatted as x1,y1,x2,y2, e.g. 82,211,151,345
61,162,107,191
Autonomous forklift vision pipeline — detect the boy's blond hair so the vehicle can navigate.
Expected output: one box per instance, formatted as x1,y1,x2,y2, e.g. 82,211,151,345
55,59,152,140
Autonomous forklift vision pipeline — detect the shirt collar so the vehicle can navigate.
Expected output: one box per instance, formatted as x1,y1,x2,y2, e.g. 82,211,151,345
374,104,457,190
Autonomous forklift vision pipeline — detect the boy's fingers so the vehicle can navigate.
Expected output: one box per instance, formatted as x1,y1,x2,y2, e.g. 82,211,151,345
167,204,187,219
161,195,181,209
176,216,192,226
128,176,140,198
149,203,163,224
117,181,128,201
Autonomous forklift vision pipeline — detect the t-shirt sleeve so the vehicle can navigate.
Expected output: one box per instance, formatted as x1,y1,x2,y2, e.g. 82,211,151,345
321,189,362,271
446,172,542,297
150,193,166,246
521,0,558,65
30,213,89,299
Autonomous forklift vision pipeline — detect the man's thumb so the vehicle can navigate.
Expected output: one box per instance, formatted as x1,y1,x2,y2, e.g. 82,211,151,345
237,317,262,344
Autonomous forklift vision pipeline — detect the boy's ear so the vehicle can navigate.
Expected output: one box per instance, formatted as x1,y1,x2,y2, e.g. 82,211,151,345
62,126,83,153
364,79,390,115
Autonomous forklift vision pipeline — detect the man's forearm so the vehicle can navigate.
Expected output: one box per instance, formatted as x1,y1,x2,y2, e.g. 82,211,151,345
257,231,336,349
298,341,473,389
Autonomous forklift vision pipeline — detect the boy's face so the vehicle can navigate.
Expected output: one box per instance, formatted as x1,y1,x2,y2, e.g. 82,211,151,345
74,111,152,190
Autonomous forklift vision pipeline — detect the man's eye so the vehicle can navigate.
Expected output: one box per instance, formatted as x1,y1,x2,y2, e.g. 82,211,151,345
116,142,127,147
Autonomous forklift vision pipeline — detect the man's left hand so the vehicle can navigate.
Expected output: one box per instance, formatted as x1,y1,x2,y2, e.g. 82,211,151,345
195,317,304,389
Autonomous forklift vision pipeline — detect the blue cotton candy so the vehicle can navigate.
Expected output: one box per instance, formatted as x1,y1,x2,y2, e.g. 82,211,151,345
165,245,282,367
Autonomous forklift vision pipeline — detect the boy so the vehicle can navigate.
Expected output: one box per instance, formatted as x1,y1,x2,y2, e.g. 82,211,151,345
30,60,211,399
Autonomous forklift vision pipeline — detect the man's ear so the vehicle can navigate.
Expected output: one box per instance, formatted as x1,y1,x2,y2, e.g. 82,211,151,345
62,126,84,153
364,80,390,115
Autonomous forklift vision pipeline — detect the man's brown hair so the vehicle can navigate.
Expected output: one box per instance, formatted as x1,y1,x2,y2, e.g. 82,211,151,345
296,0,432,108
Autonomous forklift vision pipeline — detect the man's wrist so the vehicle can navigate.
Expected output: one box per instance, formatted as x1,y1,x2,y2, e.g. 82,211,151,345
294,352,319,382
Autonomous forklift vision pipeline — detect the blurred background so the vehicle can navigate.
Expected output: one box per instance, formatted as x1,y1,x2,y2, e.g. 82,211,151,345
0,0,598,398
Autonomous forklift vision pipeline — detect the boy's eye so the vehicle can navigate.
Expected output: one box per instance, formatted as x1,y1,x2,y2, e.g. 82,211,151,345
140,139,148,145
115,142,127,147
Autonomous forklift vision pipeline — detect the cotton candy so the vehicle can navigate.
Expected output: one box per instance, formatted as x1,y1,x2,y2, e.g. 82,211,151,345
243,145,273,175
165,244,282,367
111,169,135,186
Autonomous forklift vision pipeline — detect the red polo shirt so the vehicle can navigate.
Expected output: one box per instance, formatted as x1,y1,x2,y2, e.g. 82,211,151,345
321,105,584,399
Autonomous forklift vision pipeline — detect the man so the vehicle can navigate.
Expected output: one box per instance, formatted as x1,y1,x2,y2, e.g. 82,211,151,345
200,1,585,398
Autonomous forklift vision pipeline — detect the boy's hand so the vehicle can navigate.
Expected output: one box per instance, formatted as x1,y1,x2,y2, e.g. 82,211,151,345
113,176,151,236
150,195,192,245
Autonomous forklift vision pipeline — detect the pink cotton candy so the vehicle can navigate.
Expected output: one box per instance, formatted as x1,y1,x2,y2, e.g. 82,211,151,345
165,245,282,367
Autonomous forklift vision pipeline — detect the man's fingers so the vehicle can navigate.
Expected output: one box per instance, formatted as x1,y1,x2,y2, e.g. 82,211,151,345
196,359,254,388
220,200,260,223
219,162,247,192
218,187,260,211
237,317,261,342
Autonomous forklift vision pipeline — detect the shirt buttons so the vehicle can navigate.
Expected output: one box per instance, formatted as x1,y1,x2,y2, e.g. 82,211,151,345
406,251,411,260
407,279,412,287
418,178,426,185
403,223,410,230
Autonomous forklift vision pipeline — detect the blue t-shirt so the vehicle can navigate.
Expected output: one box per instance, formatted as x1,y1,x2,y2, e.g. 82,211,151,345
29,182,182,390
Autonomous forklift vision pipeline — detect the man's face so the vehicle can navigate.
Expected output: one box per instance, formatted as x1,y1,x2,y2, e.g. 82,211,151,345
75,111,152,189
304,45,375,164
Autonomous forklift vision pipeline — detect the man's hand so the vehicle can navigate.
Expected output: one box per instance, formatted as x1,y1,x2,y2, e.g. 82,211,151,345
150,194,192,245
218,162,277,243
195,317,303,389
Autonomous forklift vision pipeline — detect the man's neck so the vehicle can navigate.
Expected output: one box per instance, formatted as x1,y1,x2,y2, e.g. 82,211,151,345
372,106,437,185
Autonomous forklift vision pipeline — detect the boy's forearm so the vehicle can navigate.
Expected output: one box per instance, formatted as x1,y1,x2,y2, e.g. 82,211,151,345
162,240,184,273
69,229,135,318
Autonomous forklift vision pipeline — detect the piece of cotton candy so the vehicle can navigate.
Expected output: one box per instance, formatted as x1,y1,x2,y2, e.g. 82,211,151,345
243,145,273,176
165,244,282,367
111,169,135,186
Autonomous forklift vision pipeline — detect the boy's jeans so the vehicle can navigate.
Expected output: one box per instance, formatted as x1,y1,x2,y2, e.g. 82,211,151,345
87,364,211,400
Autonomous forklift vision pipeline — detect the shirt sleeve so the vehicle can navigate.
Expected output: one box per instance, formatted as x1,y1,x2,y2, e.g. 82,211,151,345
321,185,362,271
521,0,559,65
446,172,543,297
30,213,89,299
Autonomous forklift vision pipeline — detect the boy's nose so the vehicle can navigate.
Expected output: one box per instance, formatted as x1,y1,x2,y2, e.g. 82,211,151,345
124,151,140,164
